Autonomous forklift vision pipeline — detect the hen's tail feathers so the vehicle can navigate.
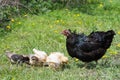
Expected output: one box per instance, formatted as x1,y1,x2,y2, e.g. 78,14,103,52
106,30,116,37
104,30,116,49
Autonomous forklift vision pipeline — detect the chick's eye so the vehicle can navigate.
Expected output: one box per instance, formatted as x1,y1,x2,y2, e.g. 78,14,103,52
32,58,36,60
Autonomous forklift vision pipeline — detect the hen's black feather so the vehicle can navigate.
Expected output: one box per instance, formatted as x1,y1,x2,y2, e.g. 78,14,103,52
62,29,115,63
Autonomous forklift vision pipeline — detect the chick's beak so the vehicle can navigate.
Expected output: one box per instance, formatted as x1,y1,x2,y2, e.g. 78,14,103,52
43,62,49,67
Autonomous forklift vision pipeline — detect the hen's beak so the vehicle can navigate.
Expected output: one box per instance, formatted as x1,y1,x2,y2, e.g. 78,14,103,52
61,31,65,35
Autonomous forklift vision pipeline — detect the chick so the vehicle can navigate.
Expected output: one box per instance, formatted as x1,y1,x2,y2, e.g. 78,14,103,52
29,49,47,66
6,51,29,65
44,52,68,69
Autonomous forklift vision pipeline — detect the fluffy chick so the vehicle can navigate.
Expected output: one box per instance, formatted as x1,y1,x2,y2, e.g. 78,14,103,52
6,51,29,64
29,48,47,66
44,52,68,69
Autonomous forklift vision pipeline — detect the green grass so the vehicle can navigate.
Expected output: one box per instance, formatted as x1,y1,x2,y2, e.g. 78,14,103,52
0,1,120,80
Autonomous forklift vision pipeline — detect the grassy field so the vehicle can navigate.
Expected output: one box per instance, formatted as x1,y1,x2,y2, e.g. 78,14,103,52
0,0,120,80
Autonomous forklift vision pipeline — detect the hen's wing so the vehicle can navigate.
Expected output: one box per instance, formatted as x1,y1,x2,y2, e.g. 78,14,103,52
75,36,102,52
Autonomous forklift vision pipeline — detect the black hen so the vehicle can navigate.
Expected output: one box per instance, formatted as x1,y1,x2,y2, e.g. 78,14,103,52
62,29,115,64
